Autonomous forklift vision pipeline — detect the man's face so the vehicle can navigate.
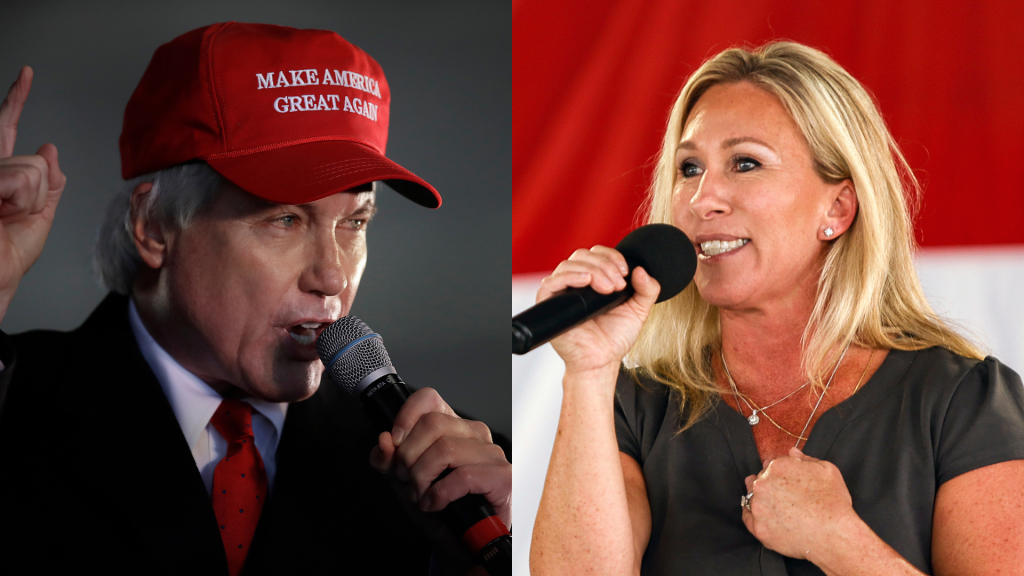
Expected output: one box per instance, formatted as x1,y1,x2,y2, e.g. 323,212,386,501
159,181,376,402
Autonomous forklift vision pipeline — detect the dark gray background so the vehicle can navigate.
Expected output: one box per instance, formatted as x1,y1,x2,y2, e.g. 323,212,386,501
0,0,510,438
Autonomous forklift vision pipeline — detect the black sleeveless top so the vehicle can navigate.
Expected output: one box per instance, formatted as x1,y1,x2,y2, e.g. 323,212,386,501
615,347,1024,575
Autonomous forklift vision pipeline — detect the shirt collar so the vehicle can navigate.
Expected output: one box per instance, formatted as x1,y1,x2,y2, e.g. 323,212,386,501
128,298,288,449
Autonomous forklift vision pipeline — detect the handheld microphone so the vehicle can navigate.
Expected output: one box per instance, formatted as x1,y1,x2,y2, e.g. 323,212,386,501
512,223,698,355
317,318,512,576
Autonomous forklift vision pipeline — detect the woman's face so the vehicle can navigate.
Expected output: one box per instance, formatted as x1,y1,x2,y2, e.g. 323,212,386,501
672,81,845,313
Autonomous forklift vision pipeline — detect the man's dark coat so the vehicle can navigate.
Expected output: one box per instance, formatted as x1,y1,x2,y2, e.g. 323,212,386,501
0,294,509,575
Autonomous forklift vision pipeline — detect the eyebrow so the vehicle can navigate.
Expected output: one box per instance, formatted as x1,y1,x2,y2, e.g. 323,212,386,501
677,136,777,153
349,201,378,219
295,197,378,218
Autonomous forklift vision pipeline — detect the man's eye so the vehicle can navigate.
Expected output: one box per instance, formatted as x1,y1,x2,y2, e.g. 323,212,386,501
679,162,703,178
735,157,761,172
277,215,296,227
347,219,367,231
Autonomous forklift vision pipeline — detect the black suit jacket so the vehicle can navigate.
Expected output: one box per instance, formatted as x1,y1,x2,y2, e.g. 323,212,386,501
0,294,509,575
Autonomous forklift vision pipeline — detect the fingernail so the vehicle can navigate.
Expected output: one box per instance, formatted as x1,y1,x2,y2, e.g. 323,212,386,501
419,494,433,510
392,426,406,445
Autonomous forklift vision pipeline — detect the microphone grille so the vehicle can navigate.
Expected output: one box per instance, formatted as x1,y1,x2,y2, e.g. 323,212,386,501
615,224,697,303
316,316,393,394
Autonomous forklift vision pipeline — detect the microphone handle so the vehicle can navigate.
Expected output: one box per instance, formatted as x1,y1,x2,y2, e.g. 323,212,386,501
361,373,512,576
512,281,635,354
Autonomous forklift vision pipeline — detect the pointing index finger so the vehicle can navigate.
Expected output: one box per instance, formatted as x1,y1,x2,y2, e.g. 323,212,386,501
0,66,33,158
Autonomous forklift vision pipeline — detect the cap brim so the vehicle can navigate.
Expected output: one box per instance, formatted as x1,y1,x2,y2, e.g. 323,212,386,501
205,140,441,208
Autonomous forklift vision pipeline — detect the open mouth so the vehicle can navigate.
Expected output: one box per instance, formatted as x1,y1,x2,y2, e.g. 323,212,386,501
287,322,326,346
699,238,750,260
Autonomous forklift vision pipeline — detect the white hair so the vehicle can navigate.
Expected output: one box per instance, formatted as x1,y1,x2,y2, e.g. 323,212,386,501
93,162,225,295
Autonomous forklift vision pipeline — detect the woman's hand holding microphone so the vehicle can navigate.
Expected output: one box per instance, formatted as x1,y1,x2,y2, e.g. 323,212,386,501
530,226,694,575
536,246,661,378
531,245,662,576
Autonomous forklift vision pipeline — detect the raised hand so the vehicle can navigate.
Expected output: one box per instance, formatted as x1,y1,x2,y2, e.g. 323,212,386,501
0,66,66,323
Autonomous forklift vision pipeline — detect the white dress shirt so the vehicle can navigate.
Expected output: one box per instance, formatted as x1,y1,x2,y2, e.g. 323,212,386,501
128,299,288,495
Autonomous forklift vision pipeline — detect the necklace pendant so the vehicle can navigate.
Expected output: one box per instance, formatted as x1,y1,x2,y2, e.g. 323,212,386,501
747,411,760,425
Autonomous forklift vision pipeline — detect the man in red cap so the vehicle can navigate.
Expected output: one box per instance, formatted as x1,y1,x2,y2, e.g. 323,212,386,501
0,23,509,576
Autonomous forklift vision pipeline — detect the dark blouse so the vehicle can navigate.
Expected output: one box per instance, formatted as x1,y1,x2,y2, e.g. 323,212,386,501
615,347,1024,575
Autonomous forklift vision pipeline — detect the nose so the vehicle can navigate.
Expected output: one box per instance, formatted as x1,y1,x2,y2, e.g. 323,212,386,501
688,168,731,220
298,226,348,297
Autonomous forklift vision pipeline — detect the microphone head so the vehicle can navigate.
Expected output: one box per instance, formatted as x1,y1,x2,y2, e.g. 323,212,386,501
316,316,393,395
615,224,697,303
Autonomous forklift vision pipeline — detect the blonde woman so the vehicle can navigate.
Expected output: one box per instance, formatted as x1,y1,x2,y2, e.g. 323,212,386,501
531,42,1024,575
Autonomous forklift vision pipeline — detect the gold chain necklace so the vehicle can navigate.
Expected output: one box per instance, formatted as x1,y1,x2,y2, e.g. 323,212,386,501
720,358,809,427
853,348,876,394
722,343,851,449
740,396,809,441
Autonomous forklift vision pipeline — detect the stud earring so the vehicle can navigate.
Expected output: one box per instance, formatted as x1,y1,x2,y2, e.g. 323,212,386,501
824,227,834,238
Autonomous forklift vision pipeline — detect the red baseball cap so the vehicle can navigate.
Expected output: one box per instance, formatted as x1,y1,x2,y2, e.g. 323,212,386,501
120,22,441,208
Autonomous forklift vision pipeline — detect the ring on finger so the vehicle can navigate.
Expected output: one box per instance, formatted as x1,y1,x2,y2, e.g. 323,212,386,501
740,492,753,511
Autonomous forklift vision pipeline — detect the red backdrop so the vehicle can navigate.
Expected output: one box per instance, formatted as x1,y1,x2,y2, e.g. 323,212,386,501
512,0,1024,275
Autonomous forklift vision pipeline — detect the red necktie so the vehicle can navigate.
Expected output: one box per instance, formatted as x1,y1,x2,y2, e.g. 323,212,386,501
210,399,267,576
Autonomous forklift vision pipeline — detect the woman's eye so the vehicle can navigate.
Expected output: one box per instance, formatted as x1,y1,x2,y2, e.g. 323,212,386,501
735,157,761,172
679,161,703,178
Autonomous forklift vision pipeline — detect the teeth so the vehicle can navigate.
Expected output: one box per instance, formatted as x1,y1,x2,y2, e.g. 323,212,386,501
700,238,749,257
289,331,315,346
300,322,321,329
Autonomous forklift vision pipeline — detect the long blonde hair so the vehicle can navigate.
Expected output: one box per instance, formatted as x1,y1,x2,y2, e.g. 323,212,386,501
628,41,982,430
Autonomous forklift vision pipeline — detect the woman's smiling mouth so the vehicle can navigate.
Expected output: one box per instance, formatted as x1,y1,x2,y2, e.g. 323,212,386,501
699,238,750,259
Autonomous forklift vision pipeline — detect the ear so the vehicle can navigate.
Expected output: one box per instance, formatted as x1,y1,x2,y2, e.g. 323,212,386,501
130,182,169,269
819,179,857,241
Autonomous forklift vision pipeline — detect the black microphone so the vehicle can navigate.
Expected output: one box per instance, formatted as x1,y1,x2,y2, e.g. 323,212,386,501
512,223,697,355
316,318,512,576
